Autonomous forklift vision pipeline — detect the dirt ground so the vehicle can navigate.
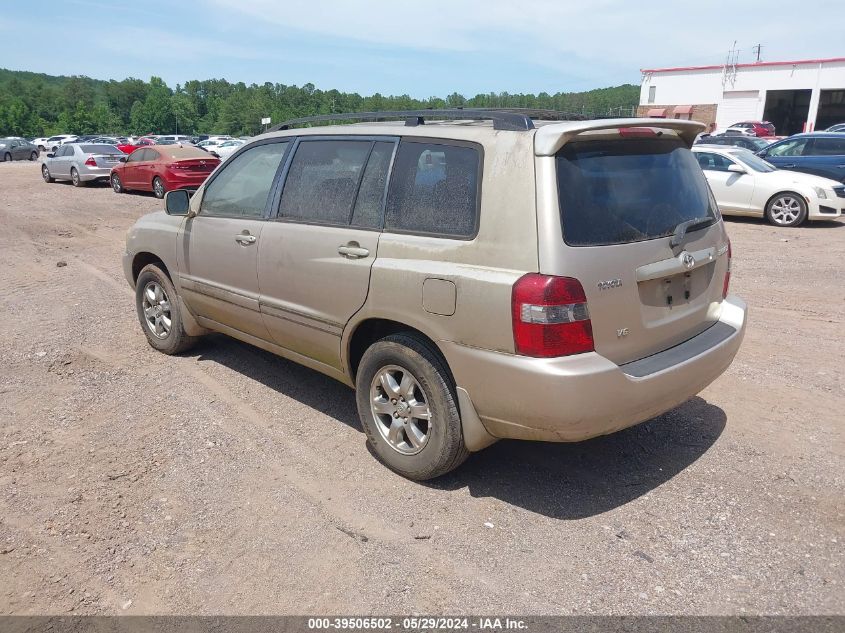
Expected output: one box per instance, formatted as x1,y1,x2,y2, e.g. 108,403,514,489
0,158,842,616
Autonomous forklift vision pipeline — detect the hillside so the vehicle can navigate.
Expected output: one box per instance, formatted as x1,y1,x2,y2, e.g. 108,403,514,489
0,68,639,137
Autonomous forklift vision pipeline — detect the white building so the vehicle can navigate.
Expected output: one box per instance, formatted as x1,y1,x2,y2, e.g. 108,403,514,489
638,57,845,135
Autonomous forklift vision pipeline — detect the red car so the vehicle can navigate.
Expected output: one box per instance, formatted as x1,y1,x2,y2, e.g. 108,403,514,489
116,137,157,154
726,121,776,137
110,145,220,198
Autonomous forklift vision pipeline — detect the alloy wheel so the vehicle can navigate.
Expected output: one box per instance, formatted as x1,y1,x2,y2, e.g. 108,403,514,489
369,365,432,455
769,195,802,226
141,281,172,339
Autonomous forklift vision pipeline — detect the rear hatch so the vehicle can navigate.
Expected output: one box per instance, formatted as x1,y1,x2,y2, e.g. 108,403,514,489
536,123,731,365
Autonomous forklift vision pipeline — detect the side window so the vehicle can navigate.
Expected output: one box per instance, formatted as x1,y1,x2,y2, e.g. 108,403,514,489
767,138,808,157
60,145,72,157
384,141,480,238
145,149,160,161
201,142,288,218
811,138,845,156
351,142,395,229
126,149,143,162
279,140,371,225
696,152,734,172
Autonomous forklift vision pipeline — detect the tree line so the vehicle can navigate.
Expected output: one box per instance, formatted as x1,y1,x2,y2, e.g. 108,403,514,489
0,68,639,137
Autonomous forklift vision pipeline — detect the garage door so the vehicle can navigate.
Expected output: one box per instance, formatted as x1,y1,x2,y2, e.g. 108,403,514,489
718,90,760,130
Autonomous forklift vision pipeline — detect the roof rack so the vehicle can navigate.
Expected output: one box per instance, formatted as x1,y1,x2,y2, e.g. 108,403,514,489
267,108,600,133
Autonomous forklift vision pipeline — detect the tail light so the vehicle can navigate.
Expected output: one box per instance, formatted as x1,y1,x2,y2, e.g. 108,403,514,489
84,156,96,167
512,274,594,358
722,240,732,299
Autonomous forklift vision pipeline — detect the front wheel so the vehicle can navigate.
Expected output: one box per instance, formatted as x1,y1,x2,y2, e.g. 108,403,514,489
29,151,38,161
356,333,469,480
2,152,10,162
111,173,124,193
152,176,166,199
766,193,807,227
135,264,198,355
41,164,54,183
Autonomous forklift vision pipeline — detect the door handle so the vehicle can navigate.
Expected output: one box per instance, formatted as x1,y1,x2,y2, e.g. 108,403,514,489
338,242,370,258
235,234,256,245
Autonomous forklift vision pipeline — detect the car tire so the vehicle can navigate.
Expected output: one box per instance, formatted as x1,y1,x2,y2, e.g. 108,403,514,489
111,173,125,193
3,152,10,162
29,151,38,161
355,333,469,480
71,168,85,187
41,164,54,183
766,192,807,227
135,264,198,355
38,145,45,152
152,176,166,199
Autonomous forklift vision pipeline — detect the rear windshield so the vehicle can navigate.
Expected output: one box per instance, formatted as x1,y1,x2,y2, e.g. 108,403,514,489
81,144,123,154
556,137,717,246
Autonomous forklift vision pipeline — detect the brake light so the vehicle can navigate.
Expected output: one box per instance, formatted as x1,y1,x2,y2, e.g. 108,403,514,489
618,127,657,137
722,240,732,299
84,156,96,167
512,274,594,357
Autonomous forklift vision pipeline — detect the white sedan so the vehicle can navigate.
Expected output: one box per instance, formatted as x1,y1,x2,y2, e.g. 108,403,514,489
693,146,845,227
212,139,245,160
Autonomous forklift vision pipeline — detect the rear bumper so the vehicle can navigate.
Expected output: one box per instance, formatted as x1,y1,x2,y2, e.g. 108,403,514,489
78,165,113,181
442,295,747,442
164,172,212,189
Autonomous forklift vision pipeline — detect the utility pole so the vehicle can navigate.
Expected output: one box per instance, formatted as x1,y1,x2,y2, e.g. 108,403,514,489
753,44,762,63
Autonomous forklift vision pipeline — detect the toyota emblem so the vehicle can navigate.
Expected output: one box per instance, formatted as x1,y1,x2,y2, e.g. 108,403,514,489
682,252,696,269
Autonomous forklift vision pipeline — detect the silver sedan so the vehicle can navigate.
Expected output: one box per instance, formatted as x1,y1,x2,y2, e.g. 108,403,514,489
41,143,125,186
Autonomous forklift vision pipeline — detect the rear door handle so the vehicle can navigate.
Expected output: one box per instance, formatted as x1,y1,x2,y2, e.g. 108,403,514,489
338,242,370,258
235,234,256,245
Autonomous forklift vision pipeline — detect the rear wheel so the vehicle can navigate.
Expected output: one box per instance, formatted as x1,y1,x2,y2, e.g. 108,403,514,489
766,192,807,227
41,164,54,183
3,152,10,162
111,173,124,193
71,167,85,187
355,333,469,480
152,176,166,199
135,264,197,355
29,151,38,161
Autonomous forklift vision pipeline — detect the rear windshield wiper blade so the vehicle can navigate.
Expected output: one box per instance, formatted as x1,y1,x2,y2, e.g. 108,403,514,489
669,216,713,249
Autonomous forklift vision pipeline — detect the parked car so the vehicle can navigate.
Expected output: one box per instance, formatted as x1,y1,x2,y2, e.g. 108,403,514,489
757,132,845,183
694,135,771,152
110,145,220,198
825,123,845,132
155,135,195,144
46,135,77,152
0,138,40,161
724,121,776,137
693,146,844,226
121,112,746,479
31,137,51,151
212,139,245,159
42,143,126,186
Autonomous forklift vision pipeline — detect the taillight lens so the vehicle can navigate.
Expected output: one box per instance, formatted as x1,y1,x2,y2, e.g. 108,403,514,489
512,274,594,357
722,240,732,299
84,156,96,167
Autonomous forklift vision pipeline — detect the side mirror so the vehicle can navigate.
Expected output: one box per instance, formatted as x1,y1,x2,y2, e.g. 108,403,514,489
727,164,746,174
46,153,55,158
164,189,191,216
118,156,127,162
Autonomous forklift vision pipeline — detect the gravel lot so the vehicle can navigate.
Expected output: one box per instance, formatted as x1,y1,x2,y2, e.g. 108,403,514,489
0,158,842,616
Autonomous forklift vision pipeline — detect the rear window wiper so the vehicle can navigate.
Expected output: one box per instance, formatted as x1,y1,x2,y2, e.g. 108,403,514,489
669,216,713,249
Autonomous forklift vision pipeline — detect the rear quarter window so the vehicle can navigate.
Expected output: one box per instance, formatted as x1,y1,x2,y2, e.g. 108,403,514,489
556,137,717,246
384,140,480,238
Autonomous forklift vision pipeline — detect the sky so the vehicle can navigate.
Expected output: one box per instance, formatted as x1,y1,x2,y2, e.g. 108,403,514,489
2,0,844,97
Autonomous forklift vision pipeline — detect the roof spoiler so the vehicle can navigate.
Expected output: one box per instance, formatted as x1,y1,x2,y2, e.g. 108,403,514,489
534,118,705,155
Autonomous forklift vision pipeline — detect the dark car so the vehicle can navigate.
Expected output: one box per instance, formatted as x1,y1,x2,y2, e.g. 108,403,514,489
757,133,845,183
695,135,771,152
0,138,40,161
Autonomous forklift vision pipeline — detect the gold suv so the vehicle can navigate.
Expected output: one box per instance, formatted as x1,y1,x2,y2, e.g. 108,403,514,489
123,110,747,480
